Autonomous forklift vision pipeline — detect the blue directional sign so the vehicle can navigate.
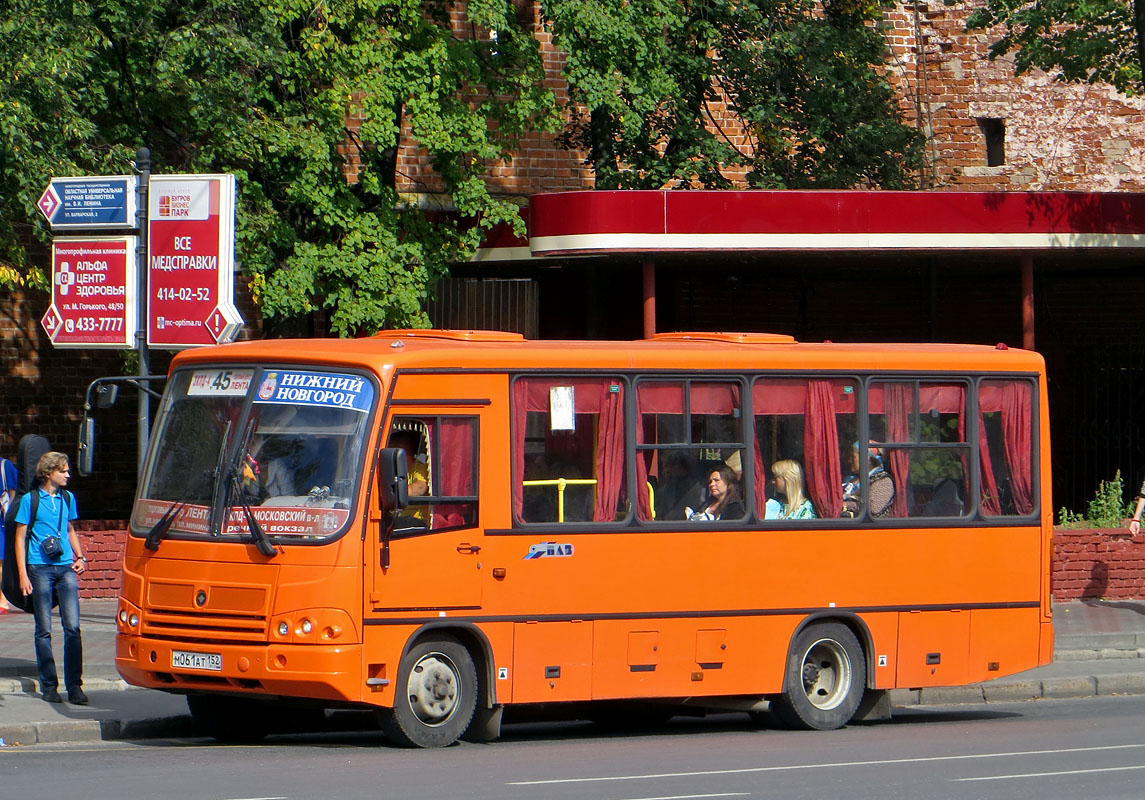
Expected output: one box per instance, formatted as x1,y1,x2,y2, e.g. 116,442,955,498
38,176,137,230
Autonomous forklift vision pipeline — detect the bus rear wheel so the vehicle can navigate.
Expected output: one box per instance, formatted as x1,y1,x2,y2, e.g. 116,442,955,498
771,622,866,731
382,636,477,748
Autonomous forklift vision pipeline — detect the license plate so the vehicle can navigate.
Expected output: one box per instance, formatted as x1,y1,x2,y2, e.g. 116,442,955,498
171,650,222,671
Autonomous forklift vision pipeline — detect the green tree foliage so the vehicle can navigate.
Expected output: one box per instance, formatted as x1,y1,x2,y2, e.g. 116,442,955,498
544,0,923,189
1,1,924,335
962,0,1145,96
0,0,557,334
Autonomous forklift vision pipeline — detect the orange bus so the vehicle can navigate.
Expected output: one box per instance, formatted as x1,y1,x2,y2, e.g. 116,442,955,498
112,330,1052,747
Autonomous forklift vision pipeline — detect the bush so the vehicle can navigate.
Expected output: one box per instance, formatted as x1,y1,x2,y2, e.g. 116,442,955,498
1058,470,1133,528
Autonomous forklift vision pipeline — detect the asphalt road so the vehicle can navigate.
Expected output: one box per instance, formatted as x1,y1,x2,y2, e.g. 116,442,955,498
4,696,1145,800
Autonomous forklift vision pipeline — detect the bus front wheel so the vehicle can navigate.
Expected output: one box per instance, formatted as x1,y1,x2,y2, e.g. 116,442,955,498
382,636,477,748
771,622,866,731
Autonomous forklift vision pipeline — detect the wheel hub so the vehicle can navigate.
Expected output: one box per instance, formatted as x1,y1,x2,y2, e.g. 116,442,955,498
800,638,852,711
406,654,460,726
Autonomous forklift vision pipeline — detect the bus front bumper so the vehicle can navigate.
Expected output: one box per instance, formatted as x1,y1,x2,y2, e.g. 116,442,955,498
115,633,371,704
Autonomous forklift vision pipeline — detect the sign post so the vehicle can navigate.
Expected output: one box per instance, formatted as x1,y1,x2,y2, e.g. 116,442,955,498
146,174,243,348
41,237,137,348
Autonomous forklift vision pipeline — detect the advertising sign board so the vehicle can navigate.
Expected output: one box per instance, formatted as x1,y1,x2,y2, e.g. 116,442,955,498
147,174,243,348
37,176,137,230
41,237,137,348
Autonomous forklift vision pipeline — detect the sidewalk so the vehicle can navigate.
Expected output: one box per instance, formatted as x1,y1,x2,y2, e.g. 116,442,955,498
2,599,1145,745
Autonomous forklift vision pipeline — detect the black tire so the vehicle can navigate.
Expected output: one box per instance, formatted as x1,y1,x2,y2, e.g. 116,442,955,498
770,622,866,731
381,636,477,748
187,694,273,742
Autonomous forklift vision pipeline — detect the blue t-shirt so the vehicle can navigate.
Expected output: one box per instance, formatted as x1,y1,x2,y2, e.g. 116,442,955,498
0,458,15,525
14,488,78,565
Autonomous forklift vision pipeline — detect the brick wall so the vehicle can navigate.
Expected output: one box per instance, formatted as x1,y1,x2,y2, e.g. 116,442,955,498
391,1,1145,198
74,520,128,598
72,522,1145,601
873,1,1145,191
1051,528,1145,601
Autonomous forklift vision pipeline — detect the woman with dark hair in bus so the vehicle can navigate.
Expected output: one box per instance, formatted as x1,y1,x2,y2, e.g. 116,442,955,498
772,459,817,520
687,463,745,521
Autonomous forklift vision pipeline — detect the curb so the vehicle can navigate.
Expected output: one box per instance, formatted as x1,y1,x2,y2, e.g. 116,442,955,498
0,677,130,695
891,672,1145,707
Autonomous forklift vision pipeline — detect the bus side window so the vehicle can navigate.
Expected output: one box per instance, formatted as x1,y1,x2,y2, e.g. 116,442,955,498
637,380,745,522
979,379,1035,517
752,378,856,520
869,381,971,518
388,416,479,532
513,377,627,525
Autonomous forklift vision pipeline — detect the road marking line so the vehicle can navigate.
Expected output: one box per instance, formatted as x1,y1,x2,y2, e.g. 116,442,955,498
620,794,749,800
508,744,1145,785
958,764,1145,782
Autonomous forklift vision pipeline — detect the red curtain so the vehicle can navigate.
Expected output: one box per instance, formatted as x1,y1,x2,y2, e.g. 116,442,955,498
804,380,841,518
512,381,527,521
885,384,911,517
1002,382,1034,514
753,427,768,519
432,418,475,529
593,385,625,522
956,388,1001,516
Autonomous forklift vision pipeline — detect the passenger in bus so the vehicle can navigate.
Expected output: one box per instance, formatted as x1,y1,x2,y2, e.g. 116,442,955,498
686,464,744,521
841,442,895,518
772,459,817,520
387,429,429,522
655,452,707,521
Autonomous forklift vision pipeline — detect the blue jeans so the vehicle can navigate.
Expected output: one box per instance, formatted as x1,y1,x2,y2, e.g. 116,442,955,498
27,564,83,692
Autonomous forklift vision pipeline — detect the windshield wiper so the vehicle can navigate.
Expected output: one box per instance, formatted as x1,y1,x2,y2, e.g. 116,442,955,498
144,500,186,551
207,420,235,536
228,464,277,557
144,464,218,551
224,418,278,557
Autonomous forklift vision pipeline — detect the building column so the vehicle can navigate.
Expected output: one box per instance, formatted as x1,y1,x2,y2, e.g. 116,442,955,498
643,260,656,339
1021,253,1035,350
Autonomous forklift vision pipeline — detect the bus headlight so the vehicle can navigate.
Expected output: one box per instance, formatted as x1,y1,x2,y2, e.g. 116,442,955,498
278,621,290,637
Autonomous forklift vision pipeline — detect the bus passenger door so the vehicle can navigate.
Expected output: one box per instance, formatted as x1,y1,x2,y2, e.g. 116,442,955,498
369,407,485,612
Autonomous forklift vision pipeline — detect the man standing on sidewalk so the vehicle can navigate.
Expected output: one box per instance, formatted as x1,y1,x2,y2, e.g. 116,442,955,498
13,452,88,705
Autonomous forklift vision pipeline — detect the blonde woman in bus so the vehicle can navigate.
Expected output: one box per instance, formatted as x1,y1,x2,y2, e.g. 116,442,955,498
686,464,745,521
772,459,817,520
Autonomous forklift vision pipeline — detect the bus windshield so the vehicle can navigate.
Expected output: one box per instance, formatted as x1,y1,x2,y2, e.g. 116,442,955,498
132,366,376,541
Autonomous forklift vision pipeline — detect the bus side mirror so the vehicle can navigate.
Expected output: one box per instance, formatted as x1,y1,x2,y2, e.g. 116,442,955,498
378,447,409,511
77,417,95,477
95,384,119,409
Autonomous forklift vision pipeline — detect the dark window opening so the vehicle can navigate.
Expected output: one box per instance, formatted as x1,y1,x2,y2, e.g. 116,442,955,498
978,118,1006,167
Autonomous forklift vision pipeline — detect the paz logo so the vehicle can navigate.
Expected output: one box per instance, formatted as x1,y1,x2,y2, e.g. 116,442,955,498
523,542,574,560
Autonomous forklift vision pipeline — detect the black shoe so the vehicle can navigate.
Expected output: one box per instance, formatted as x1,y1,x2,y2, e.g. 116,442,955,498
67,687,89,705
41,688,62,703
